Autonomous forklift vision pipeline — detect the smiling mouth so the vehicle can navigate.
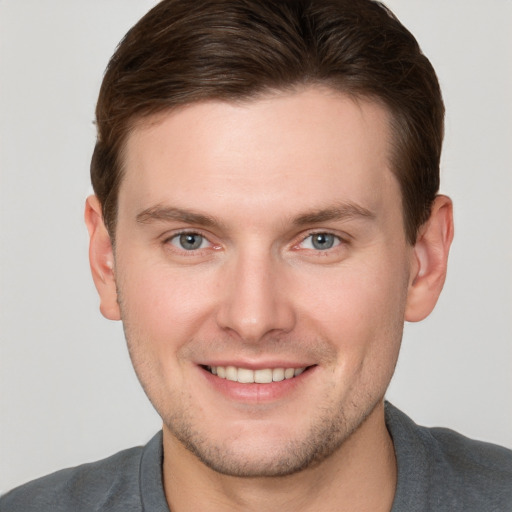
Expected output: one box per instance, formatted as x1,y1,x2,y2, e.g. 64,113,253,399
204,365,310,384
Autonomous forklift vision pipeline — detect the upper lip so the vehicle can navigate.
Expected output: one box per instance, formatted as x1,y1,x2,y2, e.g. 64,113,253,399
199,360,314,370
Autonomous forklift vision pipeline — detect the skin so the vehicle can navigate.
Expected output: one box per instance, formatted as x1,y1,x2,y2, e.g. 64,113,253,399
86,87,453,511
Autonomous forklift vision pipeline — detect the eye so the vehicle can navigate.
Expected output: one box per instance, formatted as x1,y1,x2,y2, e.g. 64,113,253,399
169,232,210,251
300,233,341,251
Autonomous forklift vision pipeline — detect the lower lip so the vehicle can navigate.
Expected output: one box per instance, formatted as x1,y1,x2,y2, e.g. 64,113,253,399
200,366,313,403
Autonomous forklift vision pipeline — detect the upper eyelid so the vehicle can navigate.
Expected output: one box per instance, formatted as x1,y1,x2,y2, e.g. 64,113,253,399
163,228,212,242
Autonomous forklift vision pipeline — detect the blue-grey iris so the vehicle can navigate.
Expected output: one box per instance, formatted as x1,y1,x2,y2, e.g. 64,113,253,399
179,233,203,250
312,233,335,250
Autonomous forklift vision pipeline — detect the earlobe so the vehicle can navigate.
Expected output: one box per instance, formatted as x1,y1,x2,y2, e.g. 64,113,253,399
405,195,454,322
84,195,121,321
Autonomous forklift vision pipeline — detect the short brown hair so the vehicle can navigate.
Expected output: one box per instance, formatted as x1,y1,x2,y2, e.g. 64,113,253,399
91,0,444,244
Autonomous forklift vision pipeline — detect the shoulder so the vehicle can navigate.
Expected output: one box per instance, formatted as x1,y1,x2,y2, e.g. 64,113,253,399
386,402,512,511
0,444,144,512
426,425,512,495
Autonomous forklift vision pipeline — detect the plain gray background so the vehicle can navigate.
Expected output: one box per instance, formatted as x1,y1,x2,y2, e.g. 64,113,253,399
1,0,511,493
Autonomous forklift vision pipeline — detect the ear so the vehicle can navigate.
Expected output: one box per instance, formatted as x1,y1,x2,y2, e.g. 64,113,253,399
84,195,121,321
405,195,454,322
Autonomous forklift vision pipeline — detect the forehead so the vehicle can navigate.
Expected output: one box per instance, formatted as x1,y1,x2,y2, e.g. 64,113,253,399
119,87,398,221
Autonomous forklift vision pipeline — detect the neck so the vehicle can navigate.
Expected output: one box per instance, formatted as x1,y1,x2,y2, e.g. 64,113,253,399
162,401,396,512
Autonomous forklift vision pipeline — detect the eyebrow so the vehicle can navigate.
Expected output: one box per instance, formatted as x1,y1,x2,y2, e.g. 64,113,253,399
136,202,375,228
293,202,376,226
136,205,222,228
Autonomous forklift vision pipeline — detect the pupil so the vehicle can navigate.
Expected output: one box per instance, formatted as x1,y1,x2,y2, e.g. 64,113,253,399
312,233,334,250
180,233,202,250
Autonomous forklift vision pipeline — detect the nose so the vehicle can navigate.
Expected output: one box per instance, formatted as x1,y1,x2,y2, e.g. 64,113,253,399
215,250,296,343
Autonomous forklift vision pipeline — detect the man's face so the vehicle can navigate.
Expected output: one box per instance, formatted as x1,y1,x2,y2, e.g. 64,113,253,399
112,87,416,476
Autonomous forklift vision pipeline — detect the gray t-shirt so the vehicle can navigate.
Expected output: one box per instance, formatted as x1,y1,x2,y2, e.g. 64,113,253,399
2,403,511,511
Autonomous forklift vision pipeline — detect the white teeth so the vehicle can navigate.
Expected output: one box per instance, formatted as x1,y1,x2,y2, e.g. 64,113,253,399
254,368,273,383
208,365,307,383
284,368,295,379
237,367,254,383
225,366,237,381
272,368,285,382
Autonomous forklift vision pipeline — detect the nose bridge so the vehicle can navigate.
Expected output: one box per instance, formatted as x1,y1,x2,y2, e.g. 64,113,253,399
216,246,295,342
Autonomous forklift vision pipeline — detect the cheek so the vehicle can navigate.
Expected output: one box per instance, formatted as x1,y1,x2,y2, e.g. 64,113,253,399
121,267,217,333
115,262,218,399
293,255,409,367
326,266,406,399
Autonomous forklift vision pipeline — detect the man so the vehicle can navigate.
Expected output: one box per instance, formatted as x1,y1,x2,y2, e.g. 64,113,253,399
2,0,511,510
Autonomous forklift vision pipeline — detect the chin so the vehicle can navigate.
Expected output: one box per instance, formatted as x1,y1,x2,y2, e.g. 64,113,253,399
178,436,332,478
163,398,380,478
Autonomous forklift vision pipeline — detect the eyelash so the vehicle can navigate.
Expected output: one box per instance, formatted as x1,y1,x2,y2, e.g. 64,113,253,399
296,232,344,251
164,230,214,253
162,230,347,255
